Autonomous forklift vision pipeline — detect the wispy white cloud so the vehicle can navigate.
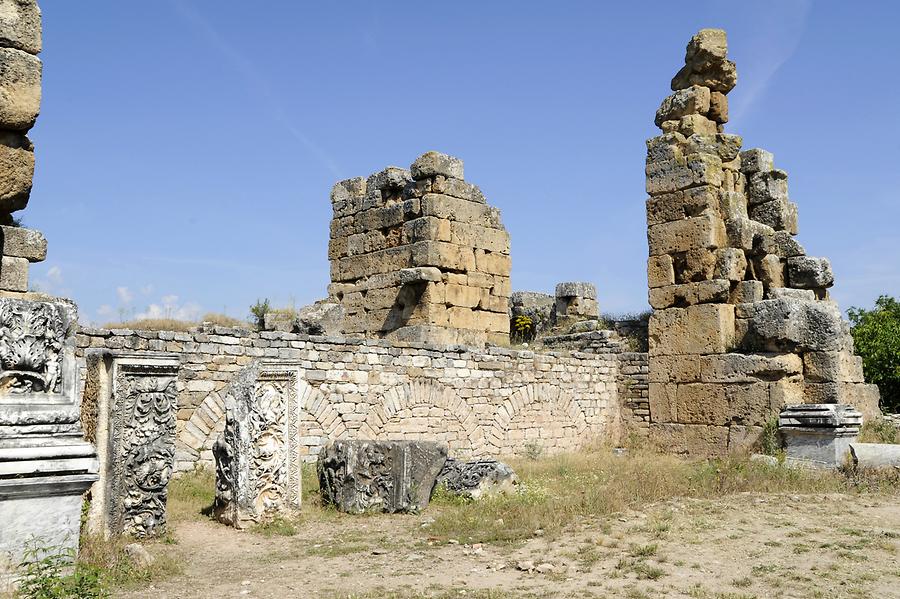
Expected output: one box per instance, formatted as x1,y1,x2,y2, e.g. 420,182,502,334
169,1,342,178
116,286,134,304
728,0,814,126
30,264,70,296
136,294,202,321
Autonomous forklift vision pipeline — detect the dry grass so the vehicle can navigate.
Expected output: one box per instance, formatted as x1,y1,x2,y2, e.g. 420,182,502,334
101,318,195,332
199,312,246,328
425,448,899,545
167,467,217,522
859,418,900,444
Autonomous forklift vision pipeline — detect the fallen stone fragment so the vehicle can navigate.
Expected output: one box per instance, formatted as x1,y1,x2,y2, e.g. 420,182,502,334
849,443,900,469
435,458,519,500
317,439,448,514
123,543,154,569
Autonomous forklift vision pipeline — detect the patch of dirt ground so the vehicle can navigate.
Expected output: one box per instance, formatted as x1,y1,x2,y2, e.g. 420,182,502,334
116,492,900,599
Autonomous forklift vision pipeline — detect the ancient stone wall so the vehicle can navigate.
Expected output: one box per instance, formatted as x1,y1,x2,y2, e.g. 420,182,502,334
75,326,622,471
327,151,511,347
0,0,45,291
645,29,880,454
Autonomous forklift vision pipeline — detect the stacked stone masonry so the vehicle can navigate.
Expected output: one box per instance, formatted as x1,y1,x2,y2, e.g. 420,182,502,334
327,151,511,347
0,0,45,291
645,29,880,454
75,326,622,472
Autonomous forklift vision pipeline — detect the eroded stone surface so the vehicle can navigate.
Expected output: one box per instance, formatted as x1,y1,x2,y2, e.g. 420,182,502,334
317,439,447,514
436,458,518,500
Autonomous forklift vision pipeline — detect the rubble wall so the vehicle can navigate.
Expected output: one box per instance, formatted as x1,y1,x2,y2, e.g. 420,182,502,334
327,152,511,347
75,326,622,471
645,29,880,454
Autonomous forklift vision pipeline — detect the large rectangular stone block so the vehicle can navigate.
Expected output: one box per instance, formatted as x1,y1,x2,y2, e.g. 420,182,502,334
649,382,677,422
318,439,447,514
648,279,730,309
421,193,495,225
649,304,735,356
0,47,41,131
0,255,27,291
803,351,864,383
649,354,700,383
0,130,33,213
645,153,723,196
0,0,42,55
699,352,803,383
647,254,675,288
411,240,475,272
675,383,728,425
474,249,510,276
647,213,726,256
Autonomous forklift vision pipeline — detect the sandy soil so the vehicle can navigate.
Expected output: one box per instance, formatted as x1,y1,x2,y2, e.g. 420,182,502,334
116,492,900,599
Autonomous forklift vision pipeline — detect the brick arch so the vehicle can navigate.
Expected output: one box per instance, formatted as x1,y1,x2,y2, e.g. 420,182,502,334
175,375,347,470
359,381,486,455
487,382,589,453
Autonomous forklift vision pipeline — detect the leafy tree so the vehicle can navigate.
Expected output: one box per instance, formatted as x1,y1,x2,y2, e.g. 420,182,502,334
249,298,270,329
848,295,900,413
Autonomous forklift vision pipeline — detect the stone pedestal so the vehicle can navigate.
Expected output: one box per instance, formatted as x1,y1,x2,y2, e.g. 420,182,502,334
84,352,179,538
0,294,99,591
779,404,861,468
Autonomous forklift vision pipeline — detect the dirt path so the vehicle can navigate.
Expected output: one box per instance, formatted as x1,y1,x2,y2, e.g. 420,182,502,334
117,492,900,599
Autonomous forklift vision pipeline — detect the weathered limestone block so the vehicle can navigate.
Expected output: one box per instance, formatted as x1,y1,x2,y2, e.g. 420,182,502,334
647,213,725,256
764,230,805,258
510,291,554,335
678,114,717,137
411,151,464,181
317,439,447,514
85,353,179,538
214,362,303,528
0,130,33,213
708,91,728,123
645,185,718,225
648,304,735,356
786,256,834,289
755,254,785,288
649,422,731,456
802,351,864,383
749,199,798,234
646,153,723,195
740,299,843,352
747,169,788,205
0,224,44,260
684,133,742,162
647,255,675,288
0,47,40,131
435,458,518,500
554,281,598,319
649,279,730,309
655,85,711,127
739,149,773,174
0,0,41,54
779,404,861,468
768,287,815,301
0,255,26,291
699,353,803,383
714,248,747,281
730,280,763,304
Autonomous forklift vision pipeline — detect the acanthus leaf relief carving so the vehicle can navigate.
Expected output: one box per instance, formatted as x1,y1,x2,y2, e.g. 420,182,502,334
0,298,72,394
214,363,302,528
110,362,178,538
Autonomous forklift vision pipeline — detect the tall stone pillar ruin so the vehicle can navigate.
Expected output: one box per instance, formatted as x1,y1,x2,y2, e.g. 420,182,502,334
328,151,511,347
0,1,99,589
645,29,880,454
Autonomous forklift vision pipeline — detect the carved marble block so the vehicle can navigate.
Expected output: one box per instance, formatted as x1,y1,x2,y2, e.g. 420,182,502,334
214,361,303,528
436,458,519,500
779,404,862,468
0,295,99,592
318,439,448,514
85,352,179,538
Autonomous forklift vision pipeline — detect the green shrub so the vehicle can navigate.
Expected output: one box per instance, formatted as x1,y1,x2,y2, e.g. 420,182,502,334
249,298,271,329
18,542,106,599
848,295,900,413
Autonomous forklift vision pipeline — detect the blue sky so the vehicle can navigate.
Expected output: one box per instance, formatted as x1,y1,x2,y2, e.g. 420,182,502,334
25,1,900,324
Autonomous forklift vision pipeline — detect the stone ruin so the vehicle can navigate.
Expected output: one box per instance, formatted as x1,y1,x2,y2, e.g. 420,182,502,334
0,0,98,589
645,29,881,454
327,151,511,347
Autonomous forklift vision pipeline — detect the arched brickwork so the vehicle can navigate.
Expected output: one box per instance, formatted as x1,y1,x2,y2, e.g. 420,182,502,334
488,382,589,455
359,381,487,456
